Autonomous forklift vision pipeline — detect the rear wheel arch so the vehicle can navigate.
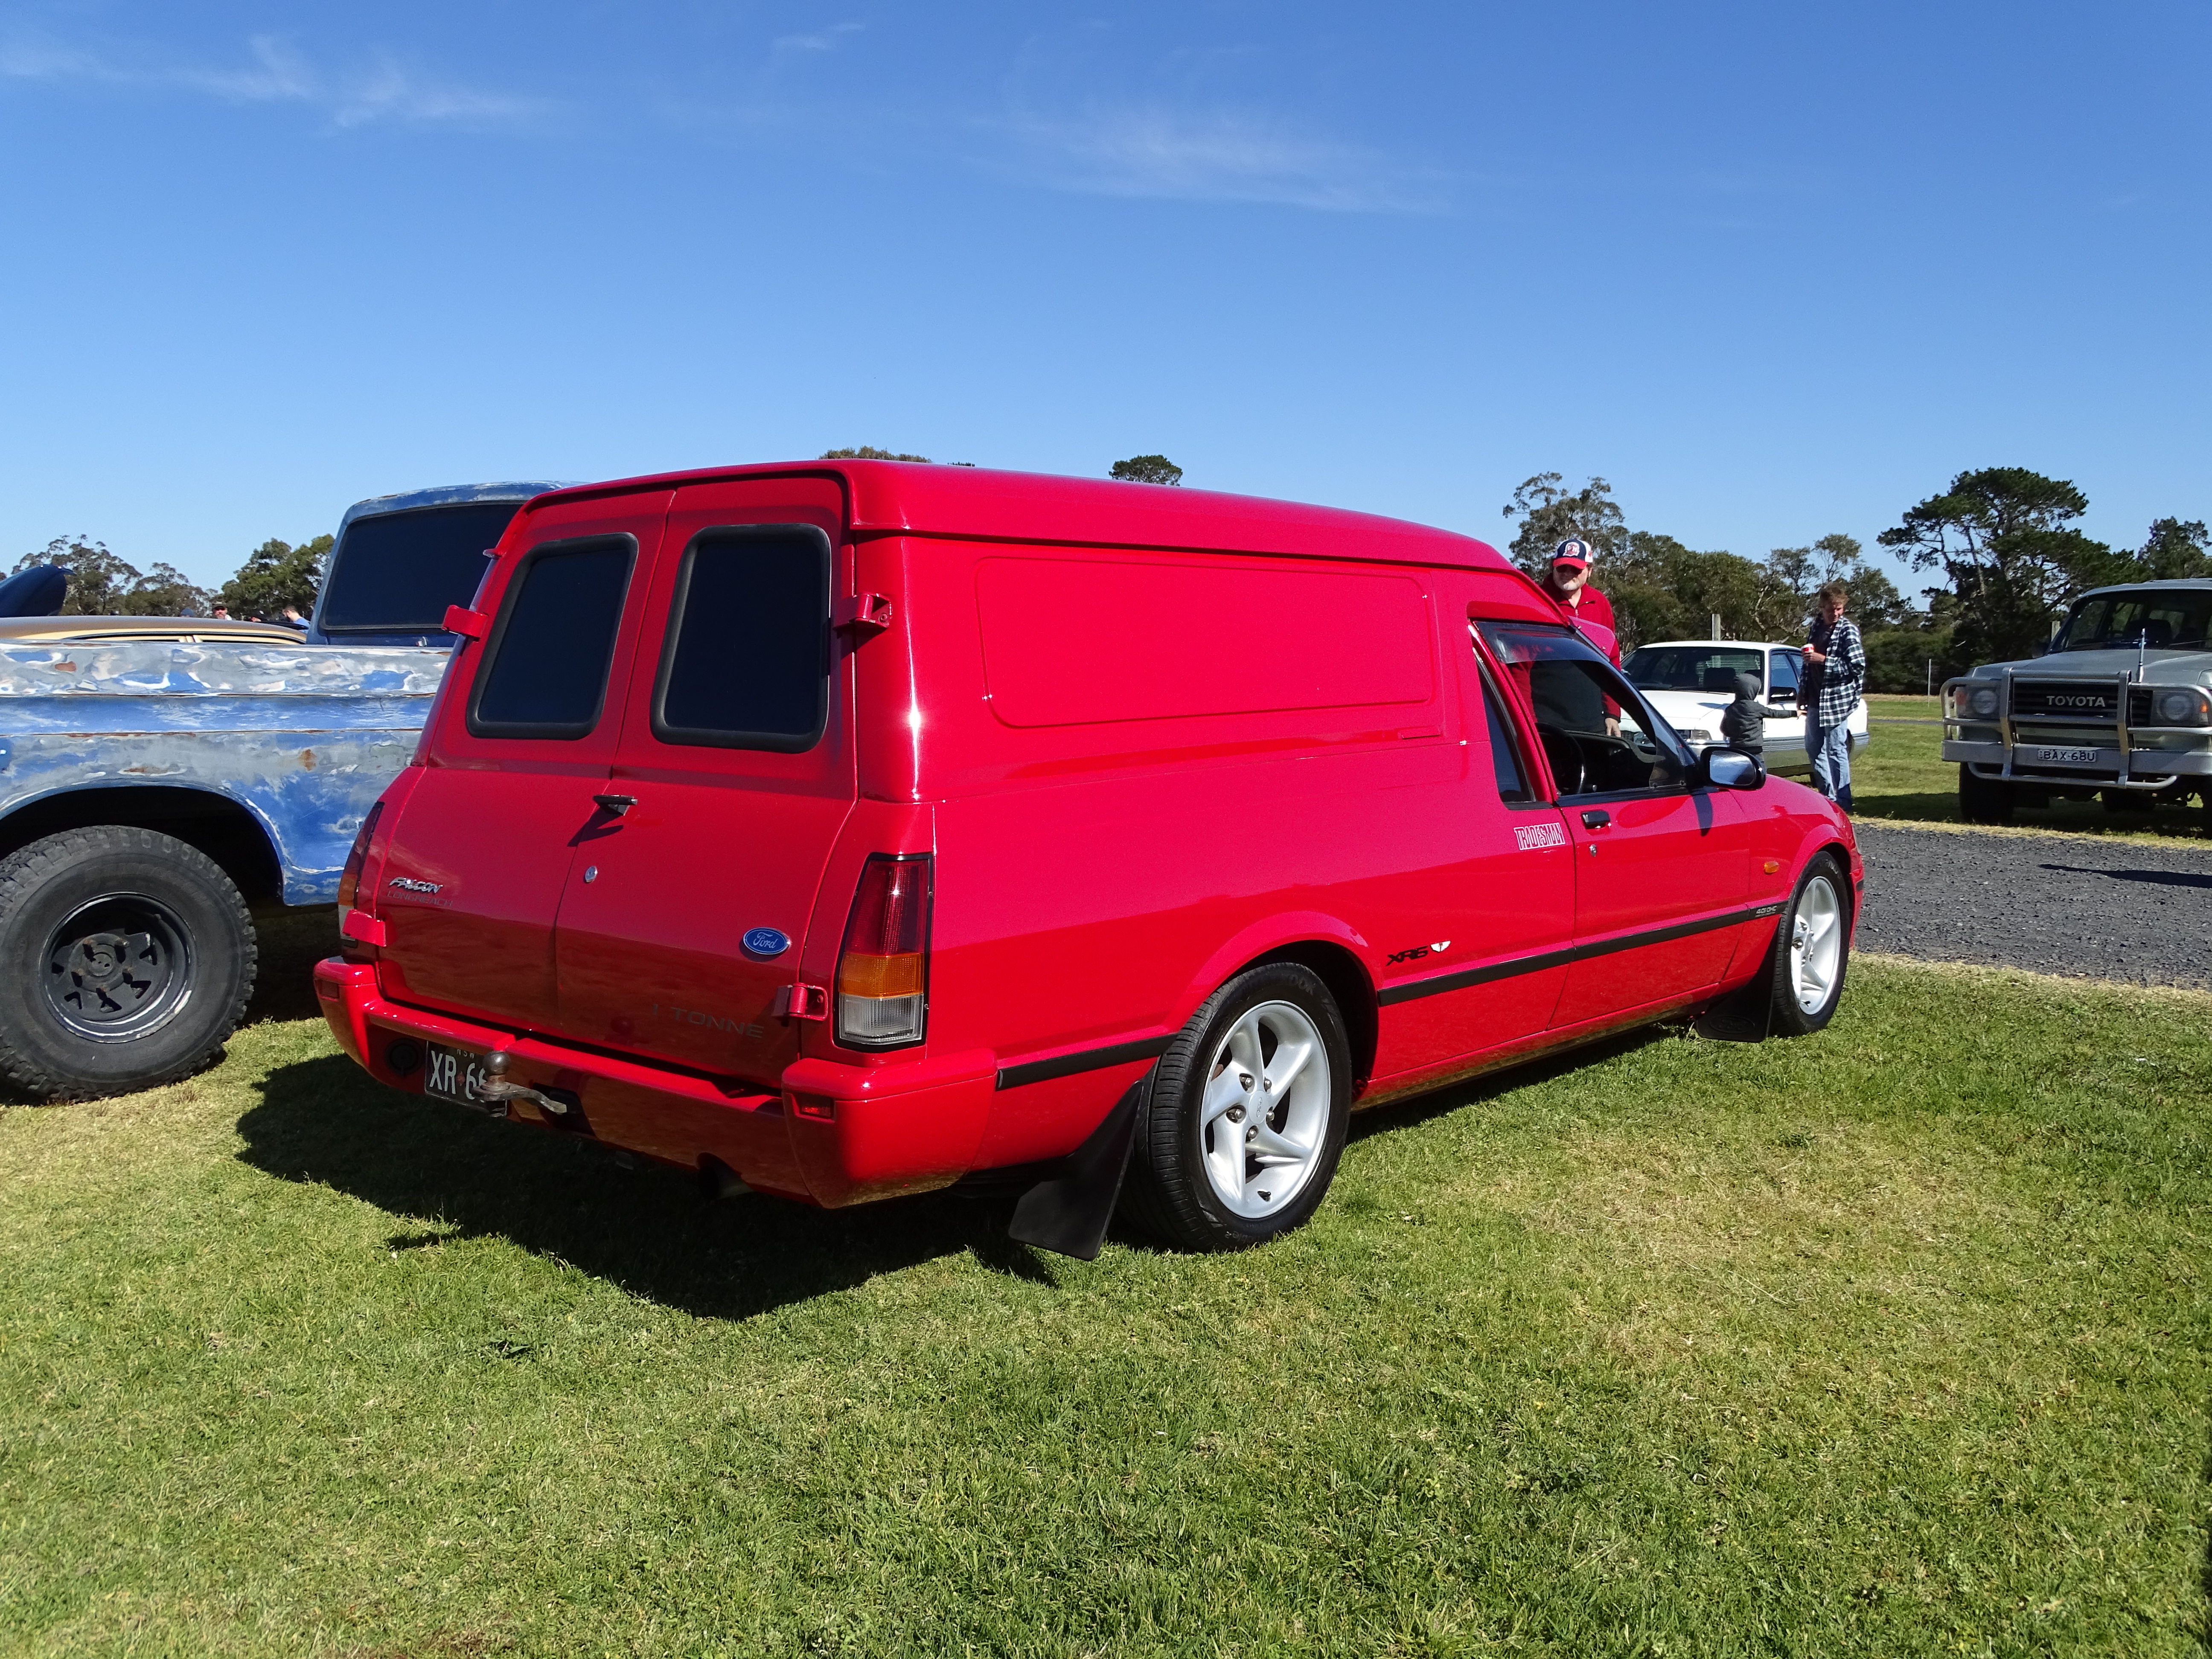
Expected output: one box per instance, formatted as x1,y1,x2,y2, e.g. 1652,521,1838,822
1249,940,1377,1086
0,785,285,906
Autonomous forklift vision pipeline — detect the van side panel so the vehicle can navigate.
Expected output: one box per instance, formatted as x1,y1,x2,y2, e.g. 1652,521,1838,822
911,541,1475,1166
974,556,1433,727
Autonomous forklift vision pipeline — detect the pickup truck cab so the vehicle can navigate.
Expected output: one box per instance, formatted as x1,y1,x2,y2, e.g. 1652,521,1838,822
1942,579,2212,828
319,461,1862,1256
0,482,566,1100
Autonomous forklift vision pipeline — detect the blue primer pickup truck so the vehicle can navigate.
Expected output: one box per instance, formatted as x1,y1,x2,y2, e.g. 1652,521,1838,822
0,483,567,1099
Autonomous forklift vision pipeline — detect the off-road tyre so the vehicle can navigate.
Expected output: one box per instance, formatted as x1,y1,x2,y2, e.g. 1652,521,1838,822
1958,765,2014,825
1768,853,1850,1037
0,827,256,1100
1118,962,1352,1252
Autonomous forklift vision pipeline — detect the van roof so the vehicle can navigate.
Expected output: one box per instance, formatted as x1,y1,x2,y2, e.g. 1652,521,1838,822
529,460,1515,571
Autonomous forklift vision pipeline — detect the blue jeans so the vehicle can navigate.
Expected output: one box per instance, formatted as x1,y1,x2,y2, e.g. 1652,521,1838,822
1808,716,1853,809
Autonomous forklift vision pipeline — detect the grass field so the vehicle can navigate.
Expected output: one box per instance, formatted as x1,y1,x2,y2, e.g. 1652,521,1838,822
1854,696,2211,843
3,958,2208,1656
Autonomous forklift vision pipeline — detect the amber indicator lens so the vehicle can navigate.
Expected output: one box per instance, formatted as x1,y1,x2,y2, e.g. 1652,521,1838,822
336,800,385,913
835,853,932,1050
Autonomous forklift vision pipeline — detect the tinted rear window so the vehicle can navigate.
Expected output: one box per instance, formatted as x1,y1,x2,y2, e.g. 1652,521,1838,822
468,536,636,739
651,526,832,751
317,503,522,633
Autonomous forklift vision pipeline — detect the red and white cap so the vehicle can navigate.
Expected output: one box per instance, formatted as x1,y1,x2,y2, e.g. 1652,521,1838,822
1551,538,1592,572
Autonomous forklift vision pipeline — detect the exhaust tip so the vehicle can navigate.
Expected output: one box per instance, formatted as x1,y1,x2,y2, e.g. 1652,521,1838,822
697,1155,753,1202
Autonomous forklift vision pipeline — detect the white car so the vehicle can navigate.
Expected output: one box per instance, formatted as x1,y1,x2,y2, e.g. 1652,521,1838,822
1622,638,1871,776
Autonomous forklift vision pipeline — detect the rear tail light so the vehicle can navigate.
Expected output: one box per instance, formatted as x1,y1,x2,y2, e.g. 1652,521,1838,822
834,853,932,1051
336,800,384,939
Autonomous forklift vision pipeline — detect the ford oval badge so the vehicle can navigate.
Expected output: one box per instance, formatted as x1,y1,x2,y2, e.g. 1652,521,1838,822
742,926,790,958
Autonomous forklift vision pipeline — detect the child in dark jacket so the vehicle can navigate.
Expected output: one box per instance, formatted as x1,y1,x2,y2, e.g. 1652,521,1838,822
1720,671,1794,754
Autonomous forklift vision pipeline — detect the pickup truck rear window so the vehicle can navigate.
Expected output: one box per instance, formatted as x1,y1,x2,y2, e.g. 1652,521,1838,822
318,503,522,634
650,525,832,752
468,536,636,739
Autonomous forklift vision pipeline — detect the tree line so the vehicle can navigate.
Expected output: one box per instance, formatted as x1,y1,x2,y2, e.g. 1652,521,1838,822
9,535,328,621
1501,468,2207,691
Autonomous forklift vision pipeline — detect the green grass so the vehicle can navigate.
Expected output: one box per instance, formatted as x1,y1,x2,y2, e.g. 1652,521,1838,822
1855,696,2211,842
3,960,2209,1656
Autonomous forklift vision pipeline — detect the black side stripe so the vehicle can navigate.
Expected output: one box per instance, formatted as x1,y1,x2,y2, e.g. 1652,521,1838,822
995,905,1792,1086
1377,905,1781,1008
996,1036,1173,1092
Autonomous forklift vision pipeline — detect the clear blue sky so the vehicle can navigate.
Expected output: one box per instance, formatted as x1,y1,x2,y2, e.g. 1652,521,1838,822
3,2,2206,596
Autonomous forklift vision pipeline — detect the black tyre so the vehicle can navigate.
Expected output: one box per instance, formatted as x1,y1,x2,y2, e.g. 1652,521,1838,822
1120,962,1352,1252
0,827,256,1100
1768,854,1850,1037
1958,765,2014,825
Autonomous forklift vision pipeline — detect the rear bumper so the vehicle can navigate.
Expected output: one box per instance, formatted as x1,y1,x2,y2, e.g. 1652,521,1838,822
314,959,996,1208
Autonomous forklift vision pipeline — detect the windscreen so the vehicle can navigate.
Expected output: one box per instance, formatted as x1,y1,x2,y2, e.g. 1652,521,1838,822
317,502,524,633
1623,645,1765,692
2057,589,2212,652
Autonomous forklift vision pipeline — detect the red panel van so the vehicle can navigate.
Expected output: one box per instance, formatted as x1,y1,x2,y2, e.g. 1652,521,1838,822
317,462,1861,1256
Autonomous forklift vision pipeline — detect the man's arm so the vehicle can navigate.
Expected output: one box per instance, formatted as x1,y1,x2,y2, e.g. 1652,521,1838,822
1835,620,1865,681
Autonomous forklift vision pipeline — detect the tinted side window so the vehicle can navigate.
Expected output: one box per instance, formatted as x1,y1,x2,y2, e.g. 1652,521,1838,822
1479,621,1691,798
319,502,522,632
651,525,832,752
468,536,636,739
1477,667,1531,803
1768,650,1800,696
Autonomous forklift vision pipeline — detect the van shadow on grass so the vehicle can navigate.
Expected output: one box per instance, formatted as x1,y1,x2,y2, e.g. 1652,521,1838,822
234,1025,1678,1319
234,1054,1047,1321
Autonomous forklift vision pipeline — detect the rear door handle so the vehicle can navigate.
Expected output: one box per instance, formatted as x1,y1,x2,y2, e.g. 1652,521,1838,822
1580,809,1612,830
592,794,637,816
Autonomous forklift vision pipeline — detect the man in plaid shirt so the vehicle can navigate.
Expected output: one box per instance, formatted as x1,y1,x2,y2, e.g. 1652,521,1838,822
1801,581,1863,809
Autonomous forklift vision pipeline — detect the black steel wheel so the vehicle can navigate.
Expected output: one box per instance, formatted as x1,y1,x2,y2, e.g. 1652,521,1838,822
0,827,255,1100
1118,962,1352,1252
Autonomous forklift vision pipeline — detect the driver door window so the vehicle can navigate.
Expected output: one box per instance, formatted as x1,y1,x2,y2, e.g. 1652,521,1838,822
1520,657,1687,798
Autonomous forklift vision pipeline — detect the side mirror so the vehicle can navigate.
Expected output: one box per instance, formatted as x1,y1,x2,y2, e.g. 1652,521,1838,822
1698,746,1766,791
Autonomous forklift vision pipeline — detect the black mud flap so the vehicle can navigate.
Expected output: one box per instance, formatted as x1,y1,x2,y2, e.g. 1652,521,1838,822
1692,974,1772,1044
1006,1077,1146,1261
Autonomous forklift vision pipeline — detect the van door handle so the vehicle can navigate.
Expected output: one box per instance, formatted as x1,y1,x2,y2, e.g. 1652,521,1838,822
591,794,637,816
1580,809,1612,830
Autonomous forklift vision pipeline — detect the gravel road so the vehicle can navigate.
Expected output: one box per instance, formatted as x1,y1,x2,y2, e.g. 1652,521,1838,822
1854,823,2212,989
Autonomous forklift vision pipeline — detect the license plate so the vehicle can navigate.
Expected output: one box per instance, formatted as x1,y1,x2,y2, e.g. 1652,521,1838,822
2033,746,2099,765
423,1041,493,1106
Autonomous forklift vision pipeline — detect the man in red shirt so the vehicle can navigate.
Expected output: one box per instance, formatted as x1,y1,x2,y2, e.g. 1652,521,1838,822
1544,538,1621,736
1543,539,1620,664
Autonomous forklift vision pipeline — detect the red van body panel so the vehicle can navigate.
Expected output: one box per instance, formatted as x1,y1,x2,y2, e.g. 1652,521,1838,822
325,461,1862,1211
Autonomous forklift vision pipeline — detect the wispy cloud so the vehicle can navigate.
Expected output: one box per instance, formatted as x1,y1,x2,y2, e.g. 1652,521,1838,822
1003,105,1449,214
771,22,864,55
0,31,549,129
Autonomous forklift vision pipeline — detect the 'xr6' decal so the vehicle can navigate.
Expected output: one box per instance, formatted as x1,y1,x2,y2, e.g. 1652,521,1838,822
1386,940,1452,966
